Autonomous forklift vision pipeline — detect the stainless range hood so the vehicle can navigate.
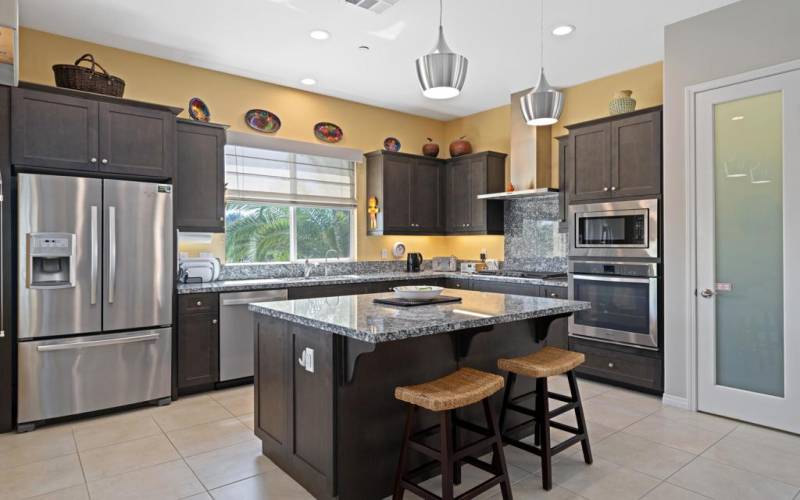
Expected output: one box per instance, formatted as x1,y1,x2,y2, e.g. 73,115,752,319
0,0,18,87
479,88,555,200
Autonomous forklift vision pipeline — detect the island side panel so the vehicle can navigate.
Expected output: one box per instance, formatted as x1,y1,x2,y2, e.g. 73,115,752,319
335,332,458,500
255,316,335,500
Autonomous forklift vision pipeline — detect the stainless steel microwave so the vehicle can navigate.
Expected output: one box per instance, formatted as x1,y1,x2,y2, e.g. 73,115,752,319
568,199,658,259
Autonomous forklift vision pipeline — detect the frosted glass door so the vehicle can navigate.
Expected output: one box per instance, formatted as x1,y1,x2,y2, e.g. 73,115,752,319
696,68,800,433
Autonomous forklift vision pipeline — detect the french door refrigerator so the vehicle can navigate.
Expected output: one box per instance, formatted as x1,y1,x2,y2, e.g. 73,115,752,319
16,173,173,428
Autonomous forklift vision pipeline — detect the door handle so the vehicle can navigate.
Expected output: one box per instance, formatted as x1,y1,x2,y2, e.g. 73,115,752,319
37,333,160,351
700,289,714,298
108,206,116,304
90,206,98,305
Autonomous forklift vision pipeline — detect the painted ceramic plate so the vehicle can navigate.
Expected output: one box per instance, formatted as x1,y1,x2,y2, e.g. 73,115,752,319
188,97,210,122
314,122,343,143
245,109,282,133
383,137,401,152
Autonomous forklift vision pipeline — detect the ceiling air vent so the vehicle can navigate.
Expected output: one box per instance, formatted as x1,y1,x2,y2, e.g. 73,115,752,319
344,0,399,14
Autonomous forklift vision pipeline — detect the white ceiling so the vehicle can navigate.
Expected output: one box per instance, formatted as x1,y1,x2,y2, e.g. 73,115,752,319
20,0,739,120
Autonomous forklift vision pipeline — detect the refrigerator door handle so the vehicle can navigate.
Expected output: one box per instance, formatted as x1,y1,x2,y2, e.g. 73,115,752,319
108,206,116,304
90,205,98,305
36,332,161,352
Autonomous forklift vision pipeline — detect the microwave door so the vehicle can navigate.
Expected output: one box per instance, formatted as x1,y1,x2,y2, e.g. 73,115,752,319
102,179,173,332
17,174,102,339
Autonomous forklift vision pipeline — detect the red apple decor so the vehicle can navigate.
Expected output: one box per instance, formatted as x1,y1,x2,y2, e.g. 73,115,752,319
449,136,473,157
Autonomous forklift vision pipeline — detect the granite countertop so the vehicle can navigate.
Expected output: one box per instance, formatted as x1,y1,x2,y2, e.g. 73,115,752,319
249,289,589,343
177,271,568,294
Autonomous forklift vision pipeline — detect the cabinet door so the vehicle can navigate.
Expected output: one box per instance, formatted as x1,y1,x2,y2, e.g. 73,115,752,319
611,110,662,198
176,123,226,231
569,122,612,202
382,156,412,231
98,102,175,178
177,312,219,389
542,286,568,349
468,157,488,232
11,88,99,171
411,159,443,232
446,159,470,232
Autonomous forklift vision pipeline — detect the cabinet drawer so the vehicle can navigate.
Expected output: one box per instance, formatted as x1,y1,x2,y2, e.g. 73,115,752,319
179,293,218,315
542,286,567,299
471,280,540,297
569,338,662,391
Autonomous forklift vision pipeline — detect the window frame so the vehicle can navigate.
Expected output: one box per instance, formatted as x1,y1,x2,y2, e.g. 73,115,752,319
224,200,357,265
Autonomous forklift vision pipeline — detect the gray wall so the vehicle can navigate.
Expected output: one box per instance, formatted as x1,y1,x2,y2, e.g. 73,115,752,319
663,0,800,401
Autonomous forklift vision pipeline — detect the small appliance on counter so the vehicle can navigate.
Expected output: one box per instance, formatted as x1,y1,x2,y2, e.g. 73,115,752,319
406,252,423,272
432,256,457,272
179,256,221,283
460,261,487,274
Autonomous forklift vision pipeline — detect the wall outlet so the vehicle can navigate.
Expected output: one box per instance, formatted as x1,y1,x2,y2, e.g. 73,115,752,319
380,248,389,259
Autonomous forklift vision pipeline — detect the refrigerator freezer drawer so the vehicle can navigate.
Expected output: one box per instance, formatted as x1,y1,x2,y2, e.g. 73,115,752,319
17,328,171,424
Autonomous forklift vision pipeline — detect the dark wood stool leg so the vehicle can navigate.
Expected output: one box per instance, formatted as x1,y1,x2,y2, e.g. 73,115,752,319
440,410,455,500
393,404,416,500
497,372,516,434
567,370,593,465
536,377,553,490
452,409,462,486
483,399,513,500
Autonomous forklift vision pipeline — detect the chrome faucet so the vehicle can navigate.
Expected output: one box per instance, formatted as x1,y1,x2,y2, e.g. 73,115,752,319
303,259,317,278
324,249,340,277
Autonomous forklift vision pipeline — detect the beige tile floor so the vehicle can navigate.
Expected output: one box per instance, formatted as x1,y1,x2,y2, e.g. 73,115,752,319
0,379,798,500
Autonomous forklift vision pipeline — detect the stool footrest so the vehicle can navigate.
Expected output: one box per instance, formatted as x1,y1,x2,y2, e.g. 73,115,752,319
452,417,492,438
412,424,442,441
507,402,536,417
510,390,537,404
549,420,580,435
551,434,586,455
400,479,438,499
548,401,579,419
548,391,573,403
456,475,505,500
454,435,497,462
504,417,537,436
503,436,542,457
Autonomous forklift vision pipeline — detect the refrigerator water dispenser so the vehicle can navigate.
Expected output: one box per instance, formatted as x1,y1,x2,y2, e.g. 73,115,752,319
27,233,76,288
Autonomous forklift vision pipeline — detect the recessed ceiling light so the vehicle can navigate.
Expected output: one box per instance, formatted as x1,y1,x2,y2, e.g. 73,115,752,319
309,29,330,40
552,25,575,37
301,78,317,86
731,115,744,121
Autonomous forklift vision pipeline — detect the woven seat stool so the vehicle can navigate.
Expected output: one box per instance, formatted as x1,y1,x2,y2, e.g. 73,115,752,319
393,367,513,500
497,347,593,491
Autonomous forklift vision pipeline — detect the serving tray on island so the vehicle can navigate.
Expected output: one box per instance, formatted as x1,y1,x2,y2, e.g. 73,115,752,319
373,295,462,307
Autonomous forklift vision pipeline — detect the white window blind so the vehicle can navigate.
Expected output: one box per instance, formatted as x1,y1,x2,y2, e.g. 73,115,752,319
225,145,357,207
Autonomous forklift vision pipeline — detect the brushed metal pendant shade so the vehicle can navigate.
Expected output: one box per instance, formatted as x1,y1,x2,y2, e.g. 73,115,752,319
520,0,564,125
416,0,468,100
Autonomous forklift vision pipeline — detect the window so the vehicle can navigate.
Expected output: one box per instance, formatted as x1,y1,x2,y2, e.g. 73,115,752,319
224,145,356,263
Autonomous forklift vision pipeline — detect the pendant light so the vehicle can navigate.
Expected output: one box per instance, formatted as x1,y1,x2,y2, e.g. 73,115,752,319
520,0,564,125
415,0,468,100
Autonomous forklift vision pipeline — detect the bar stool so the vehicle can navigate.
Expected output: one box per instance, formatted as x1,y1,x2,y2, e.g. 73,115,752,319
393,367,513,500
497,347,593,490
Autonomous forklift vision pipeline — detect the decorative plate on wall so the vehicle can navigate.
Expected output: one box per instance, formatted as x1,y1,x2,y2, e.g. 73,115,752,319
314,122,343,143
245,109,282,133
188,97,210,122
383,137,401,152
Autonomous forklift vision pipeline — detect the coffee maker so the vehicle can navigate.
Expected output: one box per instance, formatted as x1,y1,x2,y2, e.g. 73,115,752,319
406,253,423,272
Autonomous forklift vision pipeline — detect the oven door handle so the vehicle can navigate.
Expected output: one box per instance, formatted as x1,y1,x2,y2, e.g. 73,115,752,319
570,274,653,284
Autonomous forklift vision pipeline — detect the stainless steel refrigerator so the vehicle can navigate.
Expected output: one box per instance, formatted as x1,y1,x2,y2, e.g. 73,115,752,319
16,173,173,427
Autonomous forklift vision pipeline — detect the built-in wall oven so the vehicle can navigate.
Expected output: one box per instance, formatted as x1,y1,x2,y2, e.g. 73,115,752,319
568,260,659,350
569,199,658,259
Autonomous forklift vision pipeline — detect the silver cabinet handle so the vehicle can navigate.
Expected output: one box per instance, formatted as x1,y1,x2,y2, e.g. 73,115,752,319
90,157,98,164
219,217,224,222
196,300,203,306
608,362,615,368
603,187,609,192
700,289,714,298
108,206,116,304
37,333,160,352
90,206,98,305
101,158,109,164
549,293,558,298
611,186,617,191
211,319,218,325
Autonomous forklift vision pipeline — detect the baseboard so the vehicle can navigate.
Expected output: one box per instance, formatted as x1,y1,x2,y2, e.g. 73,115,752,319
661,393,690,409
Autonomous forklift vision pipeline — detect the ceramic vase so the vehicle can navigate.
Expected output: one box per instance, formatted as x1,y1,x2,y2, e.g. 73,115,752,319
609,90,636,115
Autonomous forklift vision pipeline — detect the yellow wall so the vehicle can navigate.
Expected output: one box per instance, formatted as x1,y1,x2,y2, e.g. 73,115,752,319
19,28,459,261
551,62,664,180
18,28,662,265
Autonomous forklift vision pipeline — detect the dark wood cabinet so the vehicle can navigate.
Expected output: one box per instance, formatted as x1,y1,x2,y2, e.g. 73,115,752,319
11,87,99,171
10,84,180,179
445,151,506,235
0,86,12,432
176,120,227,232
569,337,663,393
366,151,444,235
565,107,662,203
556,135,569,233
469,279,541,297
177,293,219,390
98,102,175,178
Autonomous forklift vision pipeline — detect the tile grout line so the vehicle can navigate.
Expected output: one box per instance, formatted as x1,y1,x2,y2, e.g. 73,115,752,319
157,420,213,496
70,427,93,500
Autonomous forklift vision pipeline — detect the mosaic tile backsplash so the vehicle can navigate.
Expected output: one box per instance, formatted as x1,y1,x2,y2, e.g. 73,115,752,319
503,193,567,272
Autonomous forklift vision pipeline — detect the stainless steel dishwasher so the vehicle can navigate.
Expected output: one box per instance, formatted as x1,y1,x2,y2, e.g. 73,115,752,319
219,289,288,381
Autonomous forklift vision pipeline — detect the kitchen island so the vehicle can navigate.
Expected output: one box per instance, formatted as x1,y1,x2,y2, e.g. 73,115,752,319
250,289,590,500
